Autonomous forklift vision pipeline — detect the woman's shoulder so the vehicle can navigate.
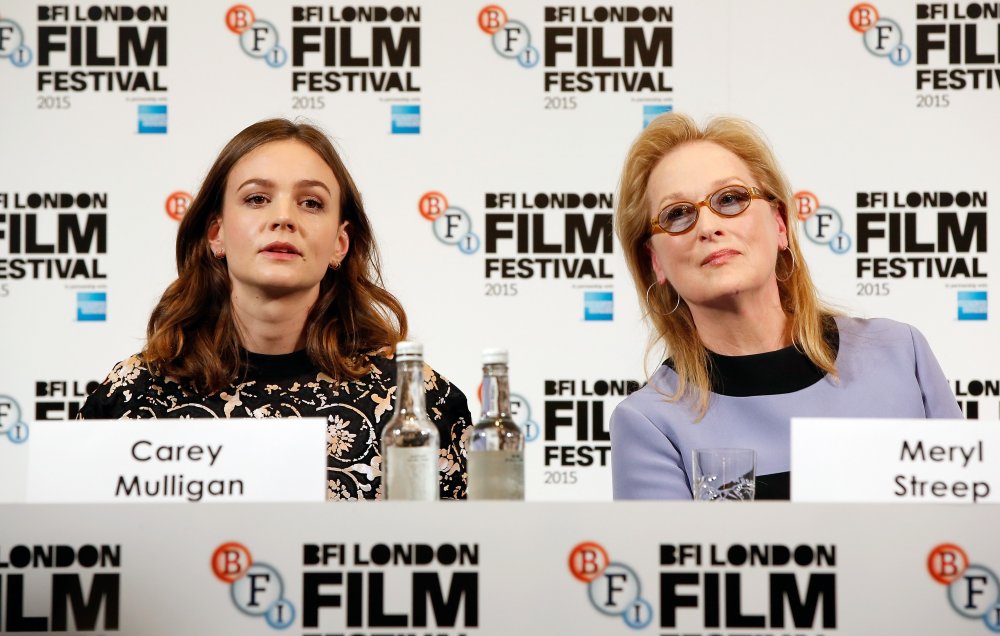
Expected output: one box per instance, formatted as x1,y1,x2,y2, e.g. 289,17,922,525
363,349,466,394
611,365,681,419
80,353,161,419
354,349,397,391
833,316,941,375
361,349,471,430
94,352,207,399
834,315,924,346
97,353,154,391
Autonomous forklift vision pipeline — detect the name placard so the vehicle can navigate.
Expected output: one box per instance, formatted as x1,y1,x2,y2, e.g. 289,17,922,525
791,418,998,503
0,419,328,503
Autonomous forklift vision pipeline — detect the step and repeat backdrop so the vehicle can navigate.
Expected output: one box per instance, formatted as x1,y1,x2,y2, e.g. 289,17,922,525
0,0,997,500
3,502,1000,635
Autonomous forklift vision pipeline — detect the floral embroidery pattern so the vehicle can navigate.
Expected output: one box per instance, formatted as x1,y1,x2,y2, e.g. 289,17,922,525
327,415,358,459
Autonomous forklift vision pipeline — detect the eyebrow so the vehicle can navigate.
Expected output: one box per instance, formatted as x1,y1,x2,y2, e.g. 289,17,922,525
236,178,333,195
655,176,747,209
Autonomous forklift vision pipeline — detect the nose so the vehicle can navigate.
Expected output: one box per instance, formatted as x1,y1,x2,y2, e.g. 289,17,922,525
694,201,723,240
269,196,297,232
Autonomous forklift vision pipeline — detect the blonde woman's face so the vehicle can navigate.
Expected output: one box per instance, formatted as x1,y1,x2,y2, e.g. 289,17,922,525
645,141,787,308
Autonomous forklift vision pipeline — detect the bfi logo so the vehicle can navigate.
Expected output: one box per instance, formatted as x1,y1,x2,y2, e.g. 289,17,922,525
568,541,653,629
510,391,540,442
0,16,33,67
478,5,539,68
212,542,297,629
418,191,481,254
165,191,192,221
226,4,288,68
477,383,540,442
928,543,1000,631
0,394,30,444
849,3,912,66
796,190,852,254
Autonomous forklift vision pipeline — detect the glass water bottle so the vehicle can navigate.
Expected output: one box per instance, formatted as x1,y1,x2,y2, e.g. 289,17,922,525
381,341,439,501
468,348,525,500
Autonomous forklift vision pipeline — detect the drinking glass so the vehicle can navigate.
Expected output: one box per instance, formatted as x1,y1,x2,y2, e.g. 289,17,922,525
692,448,756,501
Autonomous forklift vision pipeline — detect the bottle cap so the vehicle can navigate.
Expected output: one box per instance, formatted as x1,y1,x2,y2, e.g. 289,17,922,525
395,341,423,361
481,348,508,365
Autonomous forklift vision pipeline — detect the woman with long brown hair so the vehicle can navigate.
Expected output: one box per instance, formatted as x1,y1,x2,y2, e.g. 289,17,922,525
610,113,960,500
81,118,471,500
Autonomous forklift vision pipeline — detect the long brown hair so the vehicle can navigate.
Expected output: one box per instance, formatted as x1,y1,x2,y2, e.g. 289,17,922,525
144,118,407,391
616,113,837,415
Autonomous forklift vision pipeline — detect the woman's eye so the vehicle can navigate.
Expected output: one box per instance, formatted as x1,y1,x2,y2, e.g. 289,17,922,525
665,205,691,221
245,194,268,206
716,188,749,208
301,198,324,210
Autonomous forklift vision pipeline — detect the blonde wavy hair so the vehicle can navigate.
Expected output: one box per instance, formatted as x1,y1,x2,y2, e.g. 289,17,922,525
615,113,837,416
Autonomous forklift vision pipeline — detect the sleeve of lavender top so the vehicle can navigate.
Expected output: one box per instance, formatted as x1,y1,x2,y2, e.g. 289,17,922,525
610,399,692,500
908,325,963,418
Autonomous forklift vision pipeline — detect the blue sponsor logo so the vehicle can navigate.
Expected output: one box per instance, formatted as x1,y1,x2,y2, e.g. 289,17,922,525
77,291,107,321
584,291,613,321
643,104,672,128
958,291,987,321
138,104,167,134
391,104,420,134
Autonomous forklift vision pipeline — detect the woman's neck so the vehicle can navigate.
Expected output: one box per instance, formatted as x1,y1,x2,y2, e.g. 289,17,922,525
230,289,317,355
688,287,790,356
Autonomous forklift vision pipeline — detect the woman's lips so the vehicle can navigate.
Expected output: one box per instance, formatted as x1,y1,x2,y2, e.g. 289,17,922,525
260,242,301,260
701,249,740,266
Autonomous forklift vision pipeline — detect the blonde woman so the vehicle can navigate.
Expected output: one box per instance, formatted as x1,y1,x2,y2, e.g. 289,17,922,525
610,113,960,500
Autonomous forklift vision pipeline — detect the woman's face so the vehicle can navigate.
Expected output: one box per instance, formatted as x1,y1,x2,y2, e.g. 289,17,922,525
645,141,787,309
208,139,349,302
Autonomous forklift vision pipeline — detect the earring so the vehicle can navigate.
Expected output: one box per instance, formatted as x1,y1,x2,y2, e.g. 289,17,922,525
666,292,681,315
329,261,341,270
776,247,796,283
645,282,682,316
214,249,225,260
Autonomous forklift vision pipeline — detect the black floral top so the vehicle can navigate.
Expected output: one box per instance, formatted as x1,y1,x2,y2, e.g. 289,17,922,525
79,351,472,500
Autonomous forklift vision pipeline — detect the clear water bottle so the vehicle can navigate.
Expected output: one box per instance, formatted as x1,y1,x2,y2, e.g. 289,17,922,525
381,341,440,501
468,348,525,500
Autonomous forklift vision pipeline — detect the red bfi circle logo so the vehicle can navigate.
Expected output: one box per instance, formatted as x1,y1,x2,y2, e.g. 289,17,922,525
165,191,193,221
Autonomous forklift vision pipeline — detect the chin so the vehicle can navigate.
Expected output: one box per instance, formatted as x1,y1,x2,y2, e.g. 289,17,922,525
687,281,756,307
256,279,316,295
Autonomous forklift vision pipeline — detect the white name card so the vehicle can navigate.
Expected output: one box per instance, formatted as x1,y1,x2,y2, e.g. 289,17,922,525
791,418,999,503
0,419,328,503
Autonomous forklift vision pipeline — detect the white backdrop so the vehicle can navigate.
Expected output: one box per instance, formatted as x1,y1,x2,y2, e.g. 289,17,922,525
1,0,997,499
